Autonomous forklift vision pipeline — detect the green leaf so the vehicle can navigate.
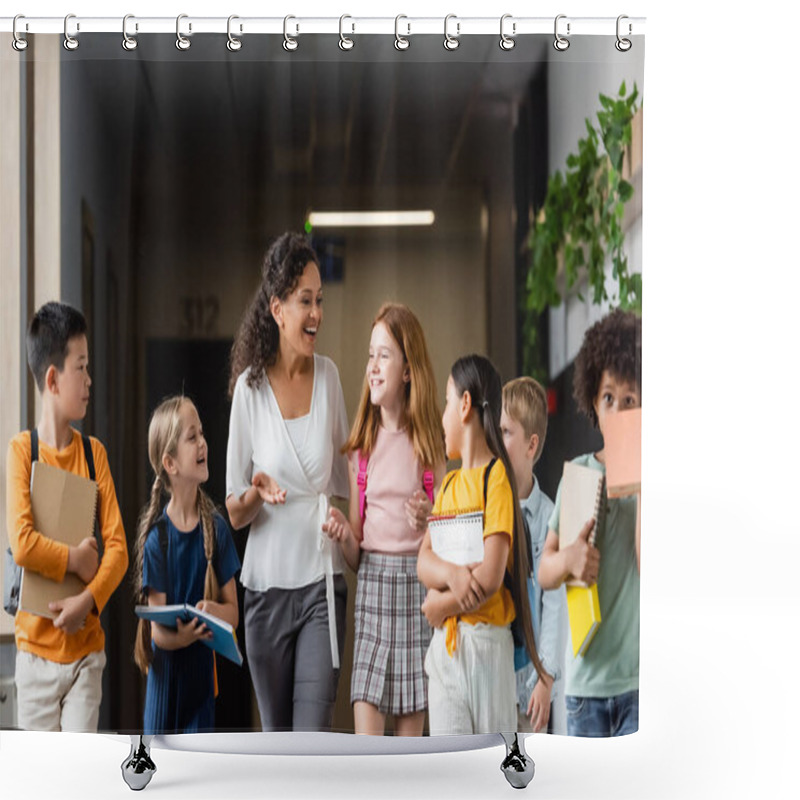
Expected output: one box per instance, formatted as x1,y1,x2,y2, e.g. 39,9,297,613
525,82,641,332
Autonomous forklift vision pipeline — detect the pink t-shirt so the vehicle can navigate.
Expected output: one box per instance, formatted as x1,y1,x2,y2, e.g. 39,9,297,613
355,426,427,555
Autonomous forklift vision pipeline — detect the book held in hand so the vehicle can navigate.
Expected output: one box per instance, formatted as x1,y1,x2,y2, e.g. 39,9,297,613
559,460,605,657
20,461,98,619
135,603,243,666
428,510,484,565
603,408,641,498
566,584,601,657
558,461,606,587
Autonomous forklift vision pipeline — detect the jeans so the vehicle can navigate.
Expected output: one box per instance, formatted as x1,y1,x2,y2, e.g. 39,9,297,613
565,689,638,737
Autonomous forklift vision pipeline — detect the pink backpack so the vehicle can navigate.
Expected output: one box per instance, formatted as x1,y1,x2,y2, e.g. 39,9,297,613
357,451,435,523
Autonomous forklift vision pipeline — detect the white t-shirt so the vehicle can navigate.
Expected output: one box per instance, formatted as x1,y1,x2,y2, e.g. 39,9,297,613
225,354,350,591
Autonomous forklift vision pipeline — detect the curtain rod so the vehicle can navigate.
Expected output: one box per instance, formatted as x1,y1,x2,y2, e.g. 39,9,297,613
0,15,646,37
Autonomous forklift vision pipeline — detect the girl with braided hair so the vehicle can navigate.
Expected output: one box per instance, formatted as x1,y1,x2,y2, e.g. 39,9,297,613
134,396,240,734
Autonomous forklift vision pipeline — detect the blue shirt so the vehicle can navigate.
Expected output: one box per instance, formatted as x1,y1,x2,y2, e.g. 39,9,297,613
514,477,568,710
142,510,241,734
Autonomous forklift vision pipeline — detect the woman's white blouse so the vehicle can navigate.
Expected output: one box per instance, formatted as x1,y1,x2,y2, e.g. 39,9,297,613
226,354,350,592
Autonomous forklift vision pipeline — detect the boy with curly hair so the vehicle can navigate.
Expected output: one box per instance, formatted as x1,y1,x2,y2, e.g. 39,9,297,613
538,309,641,737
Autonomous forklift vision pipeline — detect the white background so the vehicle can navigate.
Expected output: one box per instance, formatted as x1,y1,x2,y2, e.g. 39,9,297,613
2,1,798,798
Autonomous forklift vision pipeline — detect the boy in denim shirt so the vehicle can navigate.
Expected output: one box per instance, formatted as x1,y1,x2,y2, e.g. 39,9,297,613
501,377,567,734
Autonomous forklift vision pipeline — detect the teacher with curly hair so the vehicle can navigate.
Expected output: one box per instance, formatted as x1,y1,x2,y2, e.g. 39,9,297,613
225,232,349,732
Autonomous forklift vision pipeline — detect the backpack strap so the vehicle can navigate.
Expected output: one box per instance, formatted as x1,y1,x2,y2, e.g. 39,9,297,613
357,452,369,523
156,517,170,602
30,429,39,464
81,434,96,482
422,469,435,505
441,471,457,500
482,457,498,509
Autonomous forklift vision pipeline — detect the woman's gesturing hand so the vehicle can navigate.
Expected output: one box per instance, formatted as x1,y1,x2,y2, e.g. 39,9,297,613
252,472,287,505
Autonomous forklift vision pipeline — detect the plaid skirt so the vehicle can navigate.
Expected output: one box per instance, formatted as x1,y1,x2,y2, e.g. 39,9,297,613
350,552,432,715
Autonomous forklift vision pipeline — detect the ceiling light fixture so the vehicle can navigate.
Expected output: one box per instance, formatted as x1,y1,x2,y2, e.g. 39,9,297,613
306,210,435,228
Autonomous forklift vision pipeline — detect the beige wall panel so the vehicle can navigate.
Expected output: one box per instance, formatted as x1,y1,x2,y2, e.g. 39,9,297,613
0,35,23,638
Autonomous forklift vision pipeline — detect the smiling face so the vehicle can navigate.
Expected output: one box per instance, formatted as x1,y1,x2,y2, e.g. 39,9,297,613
164,400,209,486
51,334,91,421
593,369,641,440
273,261,323,359
367,321,409,412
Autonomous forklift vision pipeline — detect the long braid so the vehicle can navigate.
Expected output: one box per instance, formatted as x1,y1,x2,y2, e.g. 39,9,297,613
480,401,545,684
197,488,220,603
452,355,546,685
133,475,166,675
132,395,186,675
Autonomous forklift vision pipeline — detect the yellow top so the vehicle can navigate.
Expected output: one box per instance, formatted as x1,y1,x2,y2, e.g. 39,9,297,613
6,429,129,663
431,459,515,655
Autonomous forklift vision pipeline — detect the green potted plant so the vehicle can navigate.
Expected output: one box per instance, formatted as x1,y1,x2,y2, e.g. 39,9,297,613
521,82,641,379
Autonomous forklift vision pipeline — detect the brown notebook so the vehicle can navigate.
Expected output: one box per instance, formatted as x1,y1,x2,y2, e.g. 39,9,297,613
558,460,606,587
604,408,641,498
20,461,98,619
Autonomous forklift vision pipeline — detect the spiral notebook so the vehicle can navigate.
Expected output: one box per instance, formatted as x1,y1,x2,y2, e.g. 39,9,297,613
20,461,98,618
559,461,606,656
558,461,607,587
428,510,485,565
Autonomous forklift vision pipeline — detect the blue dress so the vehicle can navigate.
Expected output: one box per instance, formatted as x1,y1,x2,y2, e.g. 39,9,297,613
142,511,241,734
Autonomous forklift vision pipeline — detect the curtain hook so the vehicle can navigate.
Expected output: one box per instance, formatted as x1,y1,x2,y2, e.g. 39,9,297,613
122,15,138,51
444,14,460,51
615,15,632,52
339,14,355,51
227,15,242,51
554,14,570,51
499,14,516,51
63,13,79,51
283,15,299,51
12,15,28,51
394,15,410,51
176,14,191,50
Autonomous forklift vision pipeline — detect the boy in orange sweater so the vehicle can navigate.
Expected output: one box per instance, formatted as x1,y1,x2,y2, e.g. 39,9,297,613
6,301,128,731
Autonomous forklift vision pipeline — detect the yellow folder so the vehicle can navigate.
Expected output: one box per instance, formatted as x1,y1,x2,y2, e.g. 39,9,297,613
566,584,601,657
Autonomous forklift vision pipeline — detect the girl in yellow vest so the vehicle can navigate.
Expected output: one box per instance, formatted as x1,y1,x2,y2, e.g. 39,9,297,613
417,355,545,734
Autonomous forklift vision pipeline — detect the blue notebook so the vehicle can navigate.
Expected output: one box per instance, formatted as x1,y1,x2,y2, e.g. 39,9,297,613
135,604,243,666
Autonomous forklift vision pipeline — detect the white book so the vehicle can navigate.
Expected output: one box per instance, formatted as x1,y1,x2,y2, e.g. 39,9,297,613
428,511,484,565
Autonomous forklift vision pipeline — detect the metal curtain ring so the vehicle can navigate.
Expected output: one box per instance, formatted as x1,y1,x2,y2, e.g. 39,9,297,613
12,15,28,51
283,15,299,51
554,14,570,51
122,15,138,51
339,15,354,50
176,14,191,50
615,14,632,52
444,14,460,51
394,15,410,51
63,13,79,51
499,14,515,51
227,15,242,51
